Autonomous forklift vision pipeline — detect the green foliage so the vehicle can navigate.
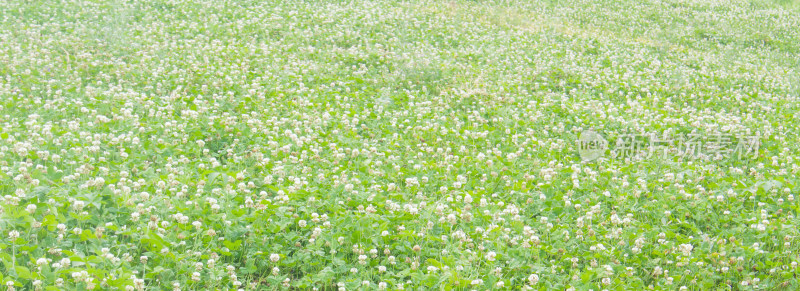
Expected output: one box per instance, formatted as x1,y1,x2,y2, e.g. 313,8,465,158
1,0,799,290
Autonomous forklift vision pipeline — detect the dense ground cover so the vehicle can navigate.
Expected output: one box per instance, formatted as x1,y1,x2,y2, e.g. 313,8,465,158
1,0,800,289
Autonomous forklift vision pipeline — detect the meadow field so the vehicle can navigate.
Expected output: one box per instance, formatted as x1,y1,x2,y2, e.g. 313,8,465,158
1,0,800,289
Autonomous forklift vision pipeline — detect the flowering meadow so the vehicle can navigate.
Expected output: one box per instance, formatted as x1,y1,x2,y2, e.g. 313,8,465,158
2,0,800,290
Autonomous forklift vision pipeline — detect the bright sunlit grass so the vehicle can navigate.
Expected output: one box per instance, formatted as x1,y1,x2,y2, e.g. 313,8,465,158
1,0,799,290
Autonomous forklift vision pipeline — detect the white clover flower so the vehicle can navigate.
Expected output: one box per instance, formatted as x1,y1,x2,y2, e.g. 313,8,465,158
679,244,694,256
485,251,496,262
358,254,368,265
528,274,539,285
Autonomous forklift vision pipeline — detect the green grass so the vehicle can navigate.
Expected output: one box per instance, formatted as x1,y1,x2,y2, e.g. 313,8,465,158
1,0,799,290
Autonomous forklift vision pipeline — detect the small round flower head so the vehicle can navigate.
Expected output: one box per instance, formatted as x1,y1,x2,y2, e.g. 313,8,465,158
485,251,496,261
528,274,539,285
